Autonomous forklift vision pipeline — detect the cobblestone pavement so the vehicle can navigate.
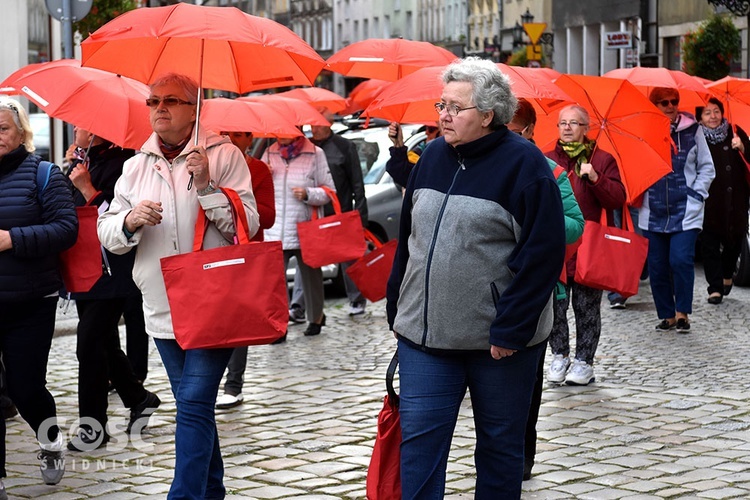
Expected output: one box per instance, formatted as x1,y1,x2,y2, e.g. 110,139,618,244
5,266,750,499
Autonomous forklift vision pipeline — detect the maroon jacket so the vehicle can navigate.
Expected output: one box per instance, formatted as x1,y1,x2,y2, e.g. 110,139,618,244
546,141,626,278
246,156,276,242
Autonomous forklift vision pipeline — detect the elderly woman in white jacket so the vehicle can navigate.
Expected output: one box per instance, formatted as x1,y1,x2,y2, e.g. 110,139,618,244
98,74,258,499
263,135,335,337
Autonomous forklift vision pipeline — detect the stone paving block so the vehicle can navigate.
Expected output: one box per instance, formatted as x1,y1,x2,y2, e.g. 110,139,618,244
696,487,750,499
241,485,308,498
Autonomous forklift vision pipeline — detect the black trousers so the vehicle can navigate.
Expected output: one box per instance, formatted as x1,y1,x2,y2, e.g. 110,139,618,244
0,297,60,478
123,293,148,381
524,340,547,470
701,230,742,295
75,298,146,432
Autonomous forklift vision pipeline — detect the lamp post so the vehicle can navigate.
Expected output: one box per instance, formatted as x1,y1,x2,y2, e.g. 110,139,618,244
521,8,534,26
512,22,524,49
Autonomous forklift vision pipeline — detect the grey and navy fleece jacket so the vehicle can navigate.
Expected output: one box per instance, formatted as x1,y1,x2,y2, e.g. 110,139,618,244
386,129,566,353
639,112,715,233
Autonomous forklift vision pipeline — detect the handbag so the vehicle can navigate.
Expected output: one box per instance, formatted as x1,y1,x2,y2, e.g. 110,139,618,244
346,230,397,303
160,188,288,349
297,186,366,268
574,207,648,298
59,205,103,293
366,350,401,500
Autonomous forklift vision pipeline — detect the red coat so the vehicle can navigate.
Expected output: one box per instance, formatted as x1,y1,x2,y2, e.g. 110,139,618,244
246,156,275,242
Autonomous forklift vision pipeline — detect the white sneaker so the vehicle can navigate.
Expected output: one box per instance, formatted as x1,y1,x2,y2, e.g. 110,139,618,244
215,393,244,409
348,301,366,316
565,359,595,386
547,354,570,384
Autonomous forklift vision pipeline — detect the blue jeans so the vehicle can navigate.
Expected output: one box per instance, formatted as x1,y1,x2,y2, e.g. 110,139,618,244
398,339,544,499
643,229,699,319
154,339,233,500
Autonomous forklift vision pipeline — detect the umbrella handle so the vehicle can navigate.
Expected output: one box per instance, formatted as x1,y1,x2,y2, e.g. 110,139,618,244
188,42,205,190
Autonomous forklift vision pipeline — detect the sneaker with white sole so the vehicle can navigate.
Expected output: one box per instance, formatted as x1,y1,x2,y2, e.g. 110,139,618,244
565,359,595,386
546,354,570,384
348,301,366,316
215,393,244,409
38,449,65,485
289,305,306,324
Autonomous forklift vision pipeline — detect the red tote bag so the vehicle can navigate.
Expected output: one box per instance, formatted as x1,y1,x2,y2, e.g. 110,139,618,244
346,230,397,303
366,351,401,500
574,208,648,298
59,205,103,293
297,186,366,268
160,188,288,349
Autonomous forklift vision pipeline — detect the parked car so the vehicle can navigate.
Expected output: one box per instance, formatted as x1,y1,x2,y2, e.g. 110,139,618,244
29,112,50,161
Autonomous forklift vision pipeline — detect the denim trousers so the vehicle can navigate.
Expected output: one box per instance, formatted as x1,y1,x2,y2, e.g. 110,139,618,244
154,339,233,500
0,297,60,478
398,338,544,499
643,229,699,318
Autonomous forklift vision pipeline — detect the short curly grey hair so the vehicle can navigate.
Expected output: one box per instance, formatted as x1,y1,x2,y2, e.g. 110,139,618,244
442,57,517,129
150,73,199,104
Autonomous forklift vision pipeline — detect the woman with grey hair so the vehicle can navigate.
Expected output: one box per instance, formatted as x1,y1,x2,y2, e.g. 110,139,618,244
0,97,77,494
385,57,566,497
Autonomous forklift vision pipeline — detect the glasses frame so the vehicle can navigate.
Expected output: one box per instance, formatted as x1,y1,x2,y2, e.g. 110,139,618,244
557,120,587,129
145,97,194,108
434,102,478,117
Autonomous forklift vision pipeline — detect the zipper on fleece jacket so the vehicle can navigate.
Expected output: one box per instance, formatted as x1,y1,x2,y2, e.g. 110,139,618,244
280,158,290,248
420,155,466,347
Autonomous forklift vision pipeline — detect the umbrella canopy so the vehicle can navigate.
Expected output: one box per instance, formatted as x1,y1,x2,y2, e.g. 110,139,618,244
274,87,347,113
238,95,330,126
80,3,325,94
0,59,151,150
602,67,710,110
363,64,573,124
705,76,750,132
341,79,391,115
326,38,457,81
535,74,672,203
201,98,303,138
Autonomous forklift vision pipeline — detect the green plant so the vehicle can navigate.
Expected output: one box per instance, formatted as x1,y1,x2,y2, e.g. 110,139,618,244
74,0,139,39
506,47,547,67
682,14,740,81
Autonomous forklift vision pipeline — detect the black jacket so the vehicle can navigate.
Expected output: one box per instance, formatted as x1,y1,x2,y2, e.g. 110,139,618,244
313,133,368,223
0,146,77,302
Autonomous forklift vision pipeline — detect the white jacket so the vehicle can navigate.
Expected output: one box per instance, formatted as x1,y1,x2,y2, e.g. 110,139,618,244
263,138,336,250
98,126,259,339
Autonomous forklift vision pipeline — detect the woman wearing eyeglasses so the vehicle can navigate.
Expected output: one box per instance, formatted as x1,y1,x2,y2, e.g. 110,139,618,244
696,97,750,305
0,98,77,494
98,73,259,499
386,57,566,498
545,104,626,387
638,87,714,333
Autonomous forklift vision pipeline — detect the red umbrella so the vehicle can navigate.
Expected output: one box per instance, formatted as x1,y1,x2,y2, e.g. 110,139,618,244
200,98,303,138
274,87,347,113
0,59,151,150
341,79,391,115
326,38,457,81
705,76,750,132
362,64,573,124
603,67,710,110
535,74,672,203
238,95,330,126
80,3,325,94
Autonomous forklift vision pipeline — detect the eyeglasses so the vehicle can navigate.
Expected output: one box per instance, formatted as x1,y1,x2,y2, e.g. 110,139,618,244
145,97,194,108
425,126,439,134
508,124,529,136
557,120,587,128
434,102,477,117
657,99,680,107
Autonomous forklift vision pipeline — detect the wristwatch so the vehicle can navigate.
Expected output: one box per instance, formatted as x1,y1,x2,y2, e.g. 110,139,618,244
197,179,218,196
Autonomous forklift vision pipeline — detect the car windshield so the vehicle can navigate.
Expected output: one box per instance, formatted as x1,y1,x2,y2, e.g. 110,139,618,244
345,124,421,185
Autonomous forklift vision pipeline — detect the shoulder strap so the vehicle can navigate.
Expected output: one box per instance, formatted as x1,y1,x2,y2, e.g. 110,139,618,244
36,160,55,204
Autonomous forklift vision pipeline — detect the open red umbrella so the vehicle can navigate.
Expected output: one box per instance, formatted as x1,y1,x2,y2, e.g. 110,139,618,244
326,38,457,81
603,67,710,110
705,76,750,133
362,64,573,124
341,79,391,115
80,3,325,94
238,95,330,126
535,74,672,203
201,98,303,138
274,87,347,113
0,59,151,150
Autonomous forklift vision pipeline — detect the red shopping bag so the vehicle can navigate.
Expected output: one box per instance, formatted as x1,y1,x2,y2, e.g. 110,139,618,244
366,351,401,500
297,186,366,268
59,205,103,293
161,188,288,349
574,208,648,298
346,230,397,302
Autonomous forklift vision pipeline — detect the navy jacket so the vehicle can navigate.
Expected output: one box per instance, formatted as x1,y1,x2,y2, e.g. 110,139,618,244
0,146,77,302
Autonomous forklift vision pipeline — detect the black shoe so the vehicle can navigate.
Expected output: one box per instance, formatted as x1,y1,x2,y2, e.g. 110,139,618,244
675,318,691,334
271,333,287,344
127,391,161,435
707,294,723,305
67,427,110,452
723,282,733,296
523,460,533,481
655,319,676,331
2,403,17,420
609,297,626,309
304,314,326,336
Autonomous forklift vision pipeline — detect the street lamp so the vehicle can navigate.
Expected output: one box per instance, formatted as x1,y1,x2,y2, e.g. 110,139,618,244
521,8,534,26
512,22,524,49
